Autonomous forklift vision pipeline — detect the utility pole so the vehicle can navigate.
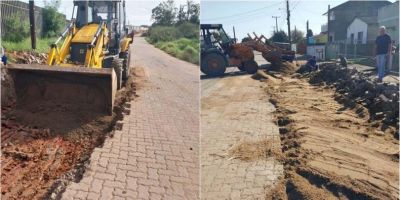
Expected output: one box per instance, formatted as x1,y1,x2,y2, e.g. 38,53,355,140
306,20,309,45
233,26,236,43
272,16,280,33
29,0,36,49
327,5,330,43
286,0,291,49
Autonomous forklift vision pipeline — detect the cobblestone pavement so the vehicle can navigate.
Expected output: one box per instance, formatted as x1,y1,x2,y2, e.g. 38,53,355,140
201,72,284,200
62,37,199,200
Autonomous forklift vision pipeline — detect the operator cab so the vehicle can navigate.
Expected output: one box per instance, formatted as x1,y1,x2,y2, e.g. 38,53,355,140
200,24,233,54
72,1,127,55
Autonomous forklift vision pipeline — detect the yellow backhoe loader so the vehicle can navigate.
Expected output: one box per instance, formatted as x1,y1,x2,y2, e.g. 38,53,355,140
7,0,133,114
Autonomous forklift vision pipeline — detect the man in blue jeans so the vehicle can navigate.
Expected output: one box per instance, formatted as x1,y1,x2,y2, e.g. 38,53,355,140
375,26,392,82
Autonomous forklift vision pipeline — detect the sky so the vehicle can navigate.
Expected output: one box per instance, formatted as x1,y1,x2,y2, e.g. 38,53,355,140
23,0,198,26
201,0,349,40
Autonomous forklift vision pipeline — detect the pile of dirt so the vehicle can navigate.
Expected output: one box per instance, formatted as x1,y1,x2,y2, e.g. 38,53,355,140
306,63,399,136
268,61,297,74
227,137,282,162
262,72,398,199
1,66,138,199
1,66,16,107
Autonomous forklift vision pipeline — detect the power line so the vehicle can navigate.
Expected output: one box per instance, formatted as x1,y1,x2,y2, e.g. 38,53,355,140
219,12,269,24
202,1,283,21
291,0,301,11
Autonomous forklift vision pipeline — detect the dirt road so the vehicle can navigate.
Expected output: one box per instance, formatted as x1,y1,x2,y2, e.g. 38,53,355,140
201,68,283,199
62,37,200,199
261,65,399,199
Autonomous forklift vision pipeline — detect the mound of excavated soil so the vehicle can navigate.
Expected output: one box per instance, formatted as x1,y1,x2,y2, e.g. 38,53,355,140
1,66,16,107
227,137,282,162
262,72,398,200
268,61,297,74
1,66,140,199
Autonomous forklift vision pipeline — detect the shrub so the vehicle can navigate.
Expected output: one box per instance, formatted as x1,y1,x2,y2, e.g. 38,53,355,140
178,45,199,64
2,13,30,42
176,22,198,39
42,7,65,38
148,26,178,43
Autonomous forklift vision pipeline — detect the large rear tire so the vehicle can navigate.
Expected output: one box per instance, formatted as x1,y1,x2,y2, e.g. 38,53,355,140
112,58,123,90
243,60,258,74
201,53,226,76
121,51,131,80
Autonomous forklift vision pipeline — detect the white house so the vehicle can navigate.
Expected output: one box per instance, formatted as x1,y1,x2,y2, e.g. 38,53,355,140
347,17,379,44
378,1,399,44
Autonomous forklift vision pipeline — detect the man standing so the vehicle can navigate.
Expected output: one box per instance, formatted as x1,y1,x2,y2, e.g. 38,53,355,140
375,26,392,82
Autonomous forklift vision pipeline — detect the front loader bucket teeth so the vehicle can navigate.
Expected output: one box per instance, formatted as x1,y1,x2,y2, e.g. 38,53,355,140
6,64,117,115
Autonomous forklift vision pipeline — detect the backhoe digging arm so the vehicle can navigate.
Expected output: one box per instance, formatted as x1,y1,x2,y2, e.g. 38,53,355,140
47,22,76,65
85,22,108,68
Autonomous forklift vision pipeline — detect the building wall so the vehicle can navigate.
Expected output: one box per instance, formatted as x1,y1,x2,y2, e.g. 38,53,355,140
347,19,368,44
328,1,391,42
367,23,379,42
378,2,399,44
307,45,325,60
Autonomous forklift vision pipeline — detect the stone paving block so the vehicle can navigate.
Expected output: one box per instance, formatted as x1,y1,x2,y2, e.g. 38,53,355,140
61,38,199,199
201,75,284,199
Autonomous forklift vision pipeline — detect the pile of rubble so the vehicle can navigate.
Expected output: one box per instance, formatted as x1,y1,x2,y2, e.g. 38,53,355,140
307,63,399,132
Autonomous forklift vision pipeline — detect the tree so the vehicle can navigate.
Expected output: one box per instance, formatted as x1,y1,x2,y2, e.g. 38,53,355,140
187,0,199,24
42,6,65,37
3,13,29,42
270,30,288,43
291,29,304,43
176,5,186,25
43,0,60,9
151,0,177,26
306,29,313,37
241,37,252,43
42,0,64,37
176,1,199,25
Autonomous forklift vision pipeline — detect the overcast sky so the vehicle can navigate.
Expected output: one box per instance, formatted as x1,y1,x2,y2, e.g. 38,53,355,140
24,0,199,26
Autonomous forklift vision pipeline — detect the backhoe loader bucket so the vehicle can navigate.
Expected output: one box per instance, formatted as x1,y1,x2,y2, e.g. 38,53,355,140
6,64,117,115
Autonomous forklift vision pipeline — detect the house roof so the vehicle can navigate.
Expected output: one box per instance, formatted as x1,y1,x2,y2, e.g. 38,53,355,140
355,16,378,25
323,0,391,15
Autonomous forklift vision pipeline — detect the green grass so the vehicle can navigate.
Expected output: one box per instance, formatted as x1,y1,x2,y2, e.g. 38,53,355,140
2,37,57,53
150,38,199,64
145,23,199,64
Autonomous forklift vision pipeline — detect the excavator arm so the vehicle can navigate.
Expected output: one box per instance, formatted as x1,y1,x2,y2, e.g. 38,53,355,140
84,22,108,68
47,22,77,65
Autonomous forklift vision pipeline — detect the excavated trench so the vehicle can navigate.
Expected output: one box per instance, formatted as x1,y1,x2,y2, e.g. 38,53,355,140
1,62,139,199
261,62,399,200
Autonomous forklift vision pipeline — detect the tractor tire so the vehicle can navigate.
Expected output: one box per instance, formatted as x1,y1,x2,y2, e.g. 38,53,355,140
112,58,123,90
202,53,226,76
244,60,258,74
121,51,131,80
200,64,208,74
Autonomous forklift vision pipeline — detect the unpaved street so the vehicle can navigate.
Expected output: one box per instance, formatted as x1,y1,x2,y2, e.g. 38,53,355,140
261,64,399,199
201,69,283,199
62,37,199,199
